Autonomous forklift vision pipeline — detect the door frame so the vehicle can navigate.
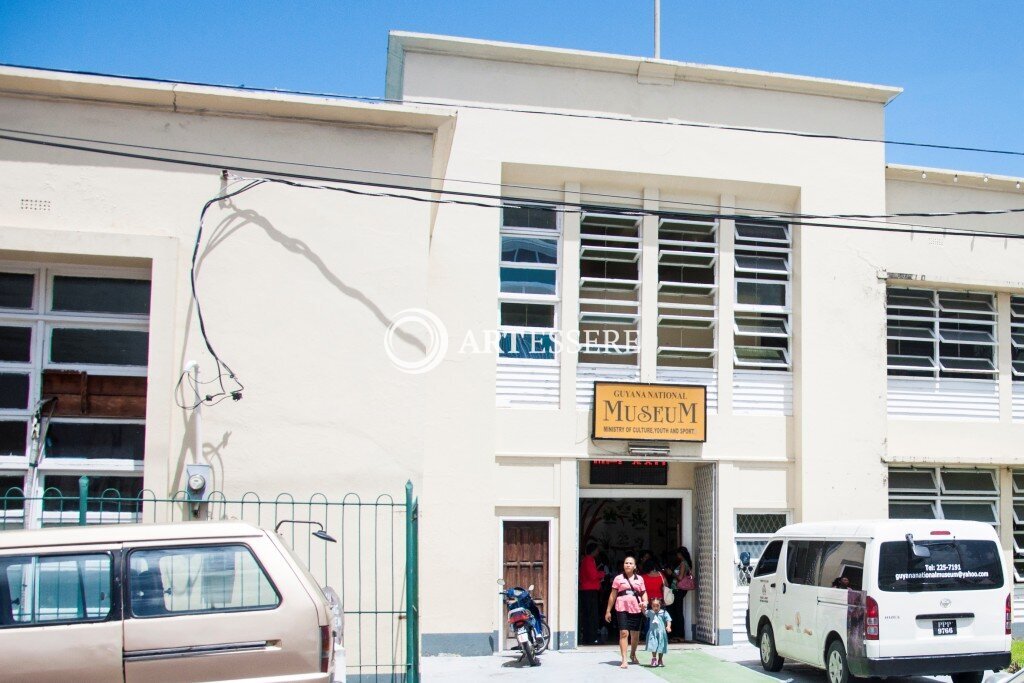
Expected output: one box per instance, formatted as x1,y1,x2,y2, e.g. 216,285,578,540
577,488,694,644
496,516,556,653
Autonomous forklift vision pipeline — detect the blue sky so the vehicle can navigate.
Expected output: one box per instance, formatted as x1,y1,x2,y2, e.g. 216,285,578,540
1,1,1022,177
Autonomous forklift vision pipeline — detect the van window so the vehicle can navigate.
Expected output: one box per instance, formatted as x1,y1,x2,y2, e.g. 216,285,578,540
0,553,112,627
818,541,865,590
128,544,280,618
877,539,1004,592
753,540,783,577
786,541,826,585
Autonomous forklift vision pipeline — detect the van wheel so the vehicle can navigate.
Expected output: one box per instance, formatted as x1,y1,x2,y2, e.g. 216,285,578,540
950,673,983,683
758,623,784,672
826,640,850,683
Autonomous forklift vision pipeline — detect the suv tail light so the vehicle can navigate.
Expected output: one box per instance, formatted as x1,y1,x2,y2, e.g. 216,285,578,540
320,624,333,673
865,596,879,641
1007,594,1012,636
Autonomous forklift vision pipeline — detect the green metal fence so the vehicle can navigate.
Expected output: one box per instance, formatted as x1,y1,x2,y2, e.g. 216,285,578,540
0,478,420,683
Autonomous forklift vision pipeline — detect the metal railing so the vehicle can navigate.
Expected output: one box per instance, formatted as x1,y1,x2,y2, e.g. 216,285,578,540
1,478,420,683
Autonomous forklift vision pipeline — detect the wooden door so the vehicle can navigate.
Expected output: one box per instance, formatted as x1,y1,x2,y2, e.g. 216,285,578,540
502,521,548,646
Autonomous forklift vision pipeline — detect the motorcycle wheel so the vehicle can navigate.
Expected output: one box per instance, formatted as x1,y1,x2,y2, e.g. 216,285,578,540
535,622,551,654
522,640,538,667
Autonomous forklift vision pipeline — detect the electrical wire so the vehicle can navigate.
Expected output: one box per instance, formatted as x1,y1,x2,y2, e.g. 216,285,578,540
3,62,1024,159
185,177,264,408
4,129,1024,235
5,125,1021,231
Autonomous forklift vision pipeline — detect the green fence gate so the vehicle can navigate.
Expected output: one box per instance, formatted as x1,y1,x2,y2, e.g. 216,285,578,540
0,478,420,683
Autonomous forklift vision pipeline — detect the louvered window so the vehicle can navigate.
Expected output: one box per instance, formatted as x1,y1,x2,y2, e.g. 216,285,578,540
733,221,791,370
887,289,997,379
578,211,641,365
657,216,717,368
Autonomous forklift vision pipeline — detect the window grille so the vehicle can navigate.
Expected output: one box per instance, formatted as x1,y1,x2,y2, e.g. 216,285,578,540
498,205,560,360
734,510,790,586
578,211,641,365
733,220,791,370
656,216,717,368
888,467,999,529
887,289,997,379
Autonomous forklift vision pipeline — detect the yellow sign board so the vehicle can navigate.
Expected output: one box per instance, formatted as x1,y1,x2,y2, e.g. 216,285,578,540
592,382,707,442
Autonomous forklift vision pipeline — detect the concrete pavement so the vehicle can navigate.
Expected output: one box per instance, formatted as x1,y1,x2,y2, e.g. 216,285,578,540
421,643,984,682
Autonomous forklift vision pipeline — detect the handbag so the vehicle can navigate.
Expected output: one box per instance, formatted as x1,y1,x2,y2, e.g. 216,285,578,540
677,573,696,591
662,588,675,606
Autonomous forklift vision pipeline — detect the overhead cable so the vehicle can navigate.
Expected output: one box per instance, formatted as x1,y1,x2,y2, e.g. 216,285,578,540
3,62,1024,158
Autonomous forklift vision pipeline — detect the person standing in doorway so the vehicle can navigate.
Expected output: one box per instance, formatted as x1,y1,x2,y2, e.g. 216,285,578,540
578,543,605,645
605,556,647,668
669,546,694,642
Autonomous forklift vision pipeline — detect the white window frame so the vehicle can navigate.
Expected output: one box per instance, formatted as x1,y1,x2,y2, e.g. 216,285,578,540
733,509,792,586
578,210,642,363
887,288,998,379
0,262,150,528
656,216,718,367
498,208,562,356
733,221,792,371
888,466,1000,530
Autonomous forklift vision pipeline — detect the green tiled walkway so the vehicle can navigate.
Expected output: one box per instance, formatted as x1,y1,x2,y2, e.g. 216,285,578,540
649,650,776,682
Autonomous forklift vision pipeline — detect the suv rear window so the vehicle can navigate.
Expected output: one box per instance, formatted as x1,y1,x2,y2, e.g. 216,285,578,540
877,539,1004,592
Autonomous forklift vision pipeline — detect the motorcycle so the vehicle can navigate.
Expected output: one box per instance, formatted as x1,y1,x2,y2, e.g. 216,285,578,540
498,580,550,666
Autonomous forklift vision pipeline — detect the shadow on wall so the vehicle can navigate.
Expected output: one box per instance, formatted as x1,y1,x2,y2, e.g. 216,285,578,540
171,196,426,493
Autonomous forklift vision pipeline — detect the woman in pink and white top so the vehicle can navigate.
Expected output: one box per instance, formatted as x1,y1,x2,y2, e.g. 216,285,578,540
604,556,647,668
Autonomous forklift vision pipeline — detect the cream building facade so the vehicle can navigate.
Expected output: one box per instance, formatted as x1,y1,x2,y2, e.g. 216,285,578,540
1,32,1023,659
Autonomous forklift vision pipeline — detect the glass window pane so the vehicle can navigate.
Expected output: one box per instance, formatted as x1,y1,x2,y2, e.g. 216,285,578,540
1014,471,1024,493
0,273,35,310
737,281,785,307
502,205,556,231
887,288,934,309
41,475,142,513
889,501,936,519
0,327,32,363
45,422,145,460
887,355,935,369
938,328,994,344
735,255,787,272
51,277,150,315
129,545,280,617
0,554,112,624
0,373,30,410
940,501,997,524
0,421,27,456
50,328,149,366
941,470,997,493
735,347,787,363
888,470,936,492
735,316,787,336
501,236,557,264
887,324,934,340
36,555,113,622
499,332,555,360
500,302,554,329
939,357,995,372
0,475,23,509
736,223,788,242
499,268,556,295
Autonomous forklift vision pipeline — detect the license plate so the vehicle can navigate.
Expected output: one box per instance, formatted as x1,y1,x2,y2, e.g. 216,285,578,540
516,630,529,643
933,619,957,636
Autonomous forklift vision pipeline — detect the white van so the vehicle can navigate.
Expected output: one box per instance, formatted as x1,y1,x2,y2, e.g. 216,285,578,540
746,519,1010,683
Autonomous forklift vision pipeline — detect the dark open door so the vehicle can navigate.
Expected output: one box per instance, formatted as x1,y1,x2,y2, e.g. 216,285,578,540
502,521,548,648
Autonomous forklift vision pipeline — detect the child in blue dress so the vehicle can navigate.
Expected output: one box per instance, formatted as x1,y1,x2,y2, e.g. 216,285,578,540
645,598,672,667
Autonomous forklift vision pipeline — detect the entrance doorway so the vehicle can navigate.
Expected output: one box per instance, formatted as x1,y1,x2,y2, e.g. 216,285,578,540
578,489,692,646
501,521,549,650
